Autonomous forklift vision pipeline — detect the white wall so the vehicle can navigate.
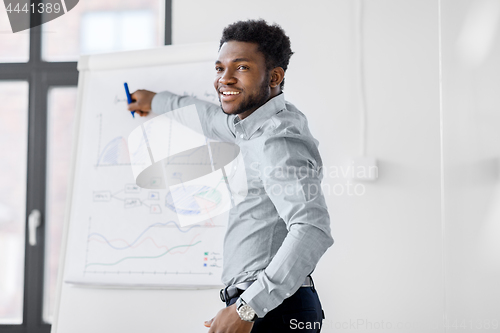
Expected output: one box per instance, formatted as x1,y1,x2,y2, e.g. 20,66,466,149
442,0,500,331
172,1,444,332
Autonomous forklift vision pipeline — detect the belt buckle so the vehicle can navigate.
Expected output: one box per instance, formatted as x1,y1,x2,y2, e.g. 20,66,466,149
302,275,314,288
220,287,228,302
220,285,238,302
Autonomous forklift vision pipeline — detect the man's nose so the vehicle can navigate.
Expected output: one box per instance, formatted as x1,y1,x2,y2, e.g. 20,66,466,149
219,70,236,85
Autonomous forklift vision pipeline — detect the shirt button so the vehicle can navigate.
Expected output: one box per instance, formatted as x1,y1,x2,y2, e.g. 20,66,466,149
286,293,290,297
263,308,268,313
240,134,244,139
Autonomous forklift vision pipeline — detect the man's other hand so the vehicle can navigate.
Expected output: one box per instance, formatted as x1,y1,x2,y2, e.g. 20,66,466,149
204,303,253,333
127,89,156,117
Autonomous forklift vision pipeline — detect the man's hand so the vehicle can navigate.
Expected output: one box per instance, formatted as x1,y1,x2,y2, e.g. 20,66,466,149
127,89,157,117
204,303,254,333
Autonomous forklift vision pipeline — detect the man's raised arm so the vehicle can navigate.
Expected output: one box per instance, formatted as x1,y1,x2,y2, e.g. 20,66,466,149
128,89,235,143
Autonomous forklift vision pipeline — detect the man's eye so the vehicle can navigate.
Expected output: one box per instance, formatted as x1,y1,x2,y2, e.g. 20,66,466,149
238,65,248,70
215,67,223,72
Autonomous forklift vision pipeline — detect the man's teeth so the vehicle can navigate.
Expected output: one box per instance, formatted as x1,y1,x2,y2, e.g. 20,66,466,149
222,91,240,95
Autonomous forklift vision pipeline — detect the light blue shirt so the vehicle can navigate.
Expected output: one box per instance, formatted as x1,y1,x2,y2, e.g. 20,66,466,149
152,91,333,318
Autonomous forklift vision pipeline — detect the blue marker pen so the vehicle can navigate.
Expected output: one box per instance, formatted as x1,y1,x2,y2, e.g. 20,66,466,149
124,82,135,118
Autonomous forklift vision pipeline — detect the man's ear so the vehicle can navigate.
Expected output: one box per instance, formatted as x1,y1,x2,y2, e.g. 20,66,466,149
269,67,285,88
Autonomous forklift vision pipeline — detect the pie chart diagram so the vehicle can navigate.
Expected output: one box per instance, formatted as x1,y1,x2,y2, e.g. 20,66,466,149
165,185,222,215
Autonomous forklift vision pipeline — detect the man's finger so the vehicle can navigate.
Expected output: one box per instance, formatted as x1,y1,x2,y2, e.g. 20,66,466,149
204,317,214,327
128,91,143,111
127,102,139,111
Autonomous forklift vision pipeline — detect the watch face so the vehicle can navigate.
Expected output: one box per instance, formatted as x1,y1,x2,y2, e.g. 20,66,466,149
239,304,256,321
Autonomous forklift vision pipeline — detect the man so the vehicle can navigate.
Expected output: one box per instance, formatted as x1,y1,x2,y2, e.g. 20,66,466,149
128,19,333,333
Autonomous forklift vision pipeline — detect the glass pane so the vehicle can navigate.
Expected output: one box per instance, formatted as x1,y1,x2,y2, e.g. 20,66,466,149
0,6,29,62
0,81,28,324
42,0,164,61
43,87,78,323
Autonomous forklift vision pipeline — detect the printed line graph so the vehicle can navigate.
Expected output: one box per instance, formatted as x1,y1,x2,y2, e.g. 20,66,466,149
83,217,224,277
87,221,205,250
89,235,200,252
85,239,202,268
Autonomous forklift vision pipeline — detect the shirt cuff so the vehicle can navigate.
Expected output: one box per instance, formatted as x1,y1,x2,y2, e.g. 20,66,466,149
240,277,279,318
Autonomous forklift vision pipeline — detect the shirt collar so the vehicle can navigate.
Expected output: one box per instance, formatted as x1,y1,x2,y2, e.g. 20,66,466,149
232,93,286,139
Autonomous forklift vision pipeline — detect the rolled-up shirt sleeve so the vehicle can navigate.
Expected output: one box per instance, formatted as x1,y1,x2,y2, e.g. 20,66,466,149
151,91,235,142
240,131,334,318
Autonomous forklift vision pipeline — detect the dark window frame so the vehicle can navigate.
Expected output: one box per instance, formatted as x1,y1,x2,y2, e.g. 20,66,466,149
0,1,171,332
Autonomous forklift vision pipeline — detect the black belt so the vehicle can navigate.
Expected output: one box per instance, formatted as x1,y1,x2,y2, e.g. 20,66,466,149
220,276,314,302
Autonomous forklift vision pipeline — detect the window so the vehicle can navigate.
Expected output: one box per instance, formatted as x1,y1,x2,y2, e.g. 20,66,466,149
0,10,29,62
42,0,164,61
0,1,171,331
0,82,29,324
43,87,78,323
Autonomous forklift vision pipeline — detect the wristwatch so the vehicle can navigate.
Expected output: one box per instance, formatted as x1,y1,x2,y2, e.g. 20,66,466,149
236,298,257,322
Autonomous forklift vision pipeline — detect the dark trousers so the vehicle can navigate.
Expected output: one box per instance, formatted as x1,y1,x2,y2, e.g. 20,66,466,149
225,287,324,332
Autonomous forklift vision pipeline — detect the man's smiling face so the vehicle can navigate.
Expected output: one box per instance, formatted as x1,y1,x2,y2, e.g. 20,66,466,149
214,41,271,119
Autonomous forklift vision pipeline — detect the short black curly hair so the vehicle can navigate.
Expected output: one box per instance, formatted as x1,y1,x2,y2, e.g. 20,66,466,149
219,19,293,90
